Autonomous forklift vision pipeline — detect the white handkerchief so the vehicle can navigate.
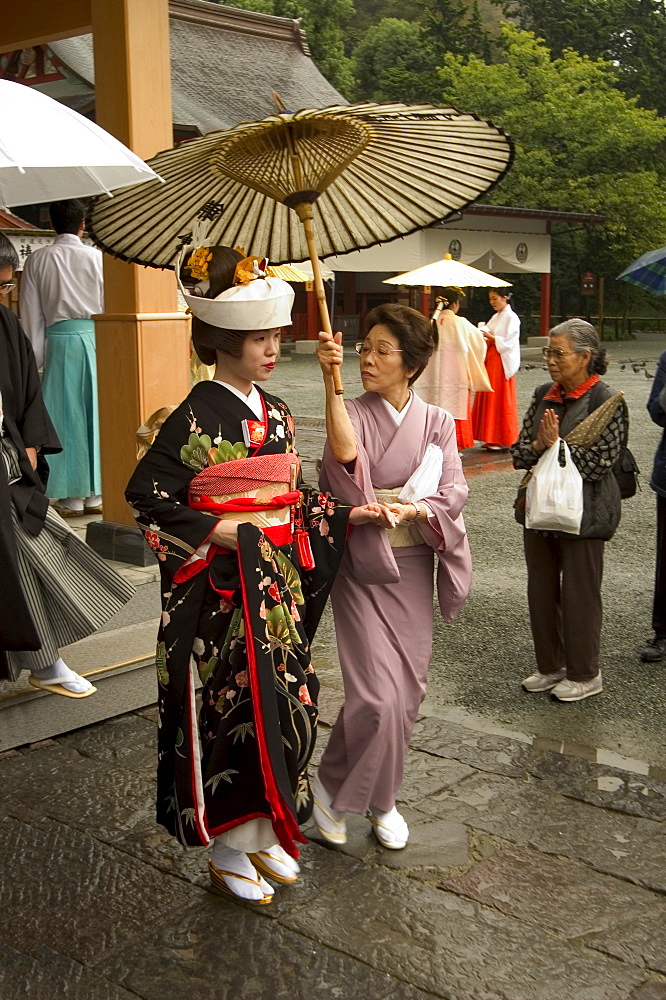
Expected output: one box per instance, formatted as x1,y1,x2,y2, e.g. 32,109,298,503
398,444,443,502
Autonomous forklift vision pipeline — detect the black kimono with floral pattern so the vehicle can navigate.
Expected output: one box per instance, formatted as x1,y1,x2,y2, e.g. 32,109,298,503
126,381,350,855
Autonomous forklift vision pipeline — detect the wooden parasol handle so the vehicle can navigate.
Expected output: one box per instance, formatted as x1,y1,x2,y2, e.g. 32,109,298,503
296,207,344,395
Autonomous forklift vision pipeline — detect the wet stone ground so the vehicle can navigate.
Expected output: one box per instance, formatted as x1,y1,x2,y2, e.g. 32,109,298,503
1,705,665,1000
3,335,666,998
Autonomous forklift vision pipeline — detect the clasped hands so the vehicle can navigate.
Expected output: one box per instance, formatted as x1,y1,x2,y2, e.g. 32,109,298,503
349,502,420,528
209,501,418,550
533,408,560,453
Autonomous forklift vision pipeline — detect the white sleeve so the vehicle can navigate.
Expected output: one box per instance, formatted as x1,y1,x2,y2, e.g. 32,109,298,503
18,258,47,367
493,309,520,355
94,248,105,313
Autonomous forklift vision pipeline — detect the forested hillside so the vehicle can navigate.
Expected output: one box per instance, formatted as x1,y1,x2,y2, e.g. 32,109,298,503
213,0,666,321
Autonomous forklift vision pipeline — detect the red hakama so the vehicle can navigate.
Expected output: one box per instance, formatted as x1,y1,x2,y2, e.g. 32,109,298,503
455,396,475,449
471,341,518,447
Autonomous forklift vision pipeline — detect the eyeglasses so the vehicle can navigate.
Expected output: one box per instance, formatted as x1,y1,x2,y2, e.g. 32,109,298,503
542,347,577,359
355,342,403,359
0,282,16,294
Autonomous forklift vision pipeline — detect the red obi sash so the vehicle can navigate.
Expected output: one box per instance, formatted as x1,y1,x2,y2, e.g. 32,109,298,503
188,452,299,501
173,454,305,585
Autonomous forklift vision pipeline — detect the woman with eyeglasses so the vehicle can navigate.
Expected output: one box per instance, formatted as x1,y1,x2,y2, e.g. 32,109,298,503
471,289,521,450
315,304,472,849
511,318,627,702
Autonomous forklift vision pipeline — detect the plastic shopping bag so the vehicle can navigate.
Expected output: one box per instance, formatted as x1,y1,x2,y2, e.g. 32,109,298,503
525,439,583,534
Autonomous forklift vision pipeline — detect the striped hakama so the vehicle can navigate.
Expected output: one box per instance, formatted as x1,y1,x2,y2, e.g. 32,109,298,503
2,439,133,679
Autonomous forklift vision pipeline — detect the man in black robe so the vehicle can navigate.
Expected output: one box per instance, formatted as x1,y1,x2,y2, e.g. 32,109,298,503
0,235,61,676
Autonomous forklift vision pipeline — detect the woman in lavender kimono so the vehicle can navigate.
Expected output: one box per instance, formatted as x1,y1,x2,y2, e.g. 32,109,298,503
126,245,386,905
315,304,472,850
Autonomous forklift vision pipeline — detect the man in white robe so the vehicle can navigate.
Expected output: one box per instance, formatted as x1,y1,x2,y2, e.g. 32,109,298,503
20,199,104,515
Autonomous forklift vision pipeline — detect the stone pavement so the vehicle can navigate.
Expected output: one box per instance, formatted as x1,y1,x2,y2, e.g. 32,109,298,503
3,333,666,998
1,692,665,1000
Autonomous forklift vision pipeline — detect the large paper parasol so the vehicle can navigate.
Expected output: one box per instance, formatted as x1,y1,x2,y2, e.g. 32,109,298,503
0,80,161,207
618,246,666,295
383,253,512,288
88,101,514,392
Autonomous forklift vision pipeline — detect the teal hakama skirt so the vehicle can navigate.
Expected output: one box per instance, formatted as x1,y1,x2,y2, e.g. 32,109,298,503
42,319,102,499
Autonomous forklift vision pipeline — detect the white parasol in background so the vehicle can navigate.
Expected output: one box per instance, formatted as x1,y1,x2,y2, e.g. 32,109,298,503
384,253,512,288
0,80,162,207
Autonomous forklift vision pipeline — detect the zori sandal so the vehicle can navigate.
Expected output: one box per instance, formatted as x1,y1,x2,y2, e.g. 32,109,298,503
207,859,273,904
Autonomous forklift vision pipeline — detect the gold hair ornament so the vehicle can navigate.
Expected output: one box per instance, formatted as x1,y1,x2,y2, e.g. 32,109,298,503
187,246,213,282
233,255,276,285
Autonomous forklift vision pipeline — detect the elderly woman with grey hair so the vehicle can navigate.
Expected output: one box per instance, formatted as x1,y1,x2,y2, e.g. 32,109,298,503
511,318,628,702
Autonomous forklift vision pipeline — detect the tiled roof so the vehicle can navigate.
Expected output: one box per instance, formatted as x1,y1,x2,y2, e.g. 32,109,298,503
463,204,606,224
49,0,344,135
0,208,37,230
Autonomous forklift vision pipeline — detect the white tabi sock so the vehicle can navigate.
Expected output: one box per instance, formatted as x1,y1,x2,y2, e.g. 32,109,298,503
369,805,410,848
257,843,300,878
31,658,94,695
311,769,347,843
209,842,274,901
56,497,85,512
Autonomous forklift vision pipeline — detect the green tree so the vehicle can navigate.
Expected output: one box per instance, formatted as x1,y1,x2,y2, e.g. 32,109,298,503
273,0,308,14
294,0,356,95
460,0,494,62
428,0,494,61
438,25,666,313
352,19,439,101
495,0,666,114
213,0,274,11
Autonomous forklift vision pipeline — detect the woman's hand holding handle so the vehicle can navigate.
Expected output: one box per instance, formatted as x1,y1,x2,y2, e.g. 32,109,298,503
317,330,343,377
316,330,344,394
319,331,358,464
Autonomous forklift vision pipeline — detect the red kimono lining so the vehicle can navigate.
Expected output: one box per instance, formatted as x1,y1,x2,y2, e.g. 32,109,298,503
239,562,305,859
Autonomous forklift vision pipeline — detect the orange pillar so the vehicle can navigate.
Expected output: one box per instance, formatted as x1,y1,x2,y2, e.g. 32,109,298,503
420,285,431,316
91,0,190,529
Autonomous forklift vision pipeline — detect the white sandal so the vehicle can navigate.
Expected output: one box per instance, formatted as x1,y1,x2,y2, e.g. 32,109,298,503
248,846,299,884
369,807,409,850
208,860,273,904
311,770,347,844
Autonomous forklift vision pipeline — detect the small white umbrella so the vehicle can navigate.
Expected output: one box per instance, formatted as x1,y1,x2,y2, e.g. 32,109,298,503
384,253,512,288
0,80,162,207
283,260,335,282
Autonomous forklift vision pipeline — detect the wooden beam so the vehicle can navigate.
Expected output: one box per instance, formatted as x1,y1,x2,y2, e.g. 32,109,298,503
0,1,92,53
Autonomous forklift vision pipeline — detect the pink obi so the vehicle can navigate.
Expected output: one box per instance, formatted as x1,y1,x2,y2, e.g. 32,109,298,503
172,455,302,587
189,453,299,503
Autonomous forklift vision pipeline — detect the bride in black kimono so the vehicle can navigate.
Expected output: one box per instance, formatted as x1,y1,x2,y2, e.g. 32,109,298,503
126,246,386,904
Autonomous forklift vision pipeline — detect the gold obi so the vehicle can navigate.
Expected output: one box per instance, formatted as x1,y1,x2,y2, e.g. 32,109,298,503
374,488,428,548
209,481,292,528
